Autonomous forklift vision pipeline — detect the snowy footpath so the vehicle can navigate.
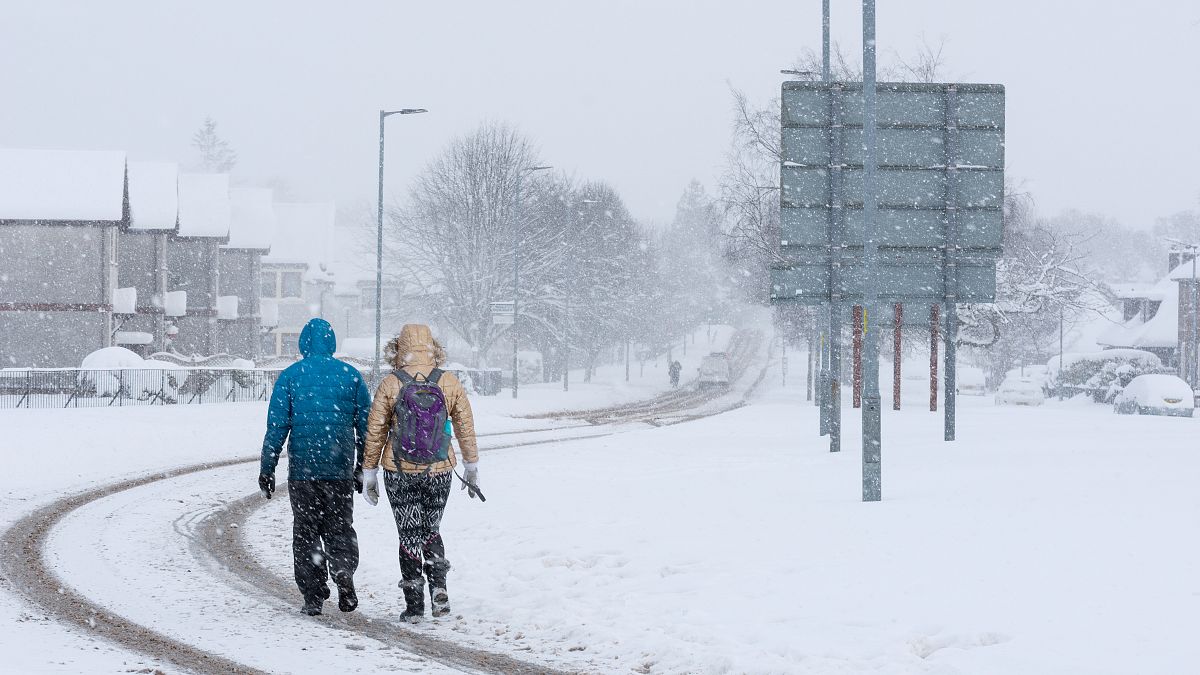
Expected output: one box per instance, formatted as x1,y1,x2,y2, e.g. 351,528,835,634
2,345,1199,673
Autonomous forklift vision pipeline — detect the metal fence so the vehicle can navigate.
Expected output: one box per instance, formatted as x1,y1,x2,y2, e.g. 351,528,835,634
0,368,283,409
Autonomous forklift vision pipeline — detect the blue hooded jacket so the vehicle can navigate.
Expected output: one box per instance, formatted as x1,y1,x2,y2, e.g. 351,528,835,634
260,318,372,481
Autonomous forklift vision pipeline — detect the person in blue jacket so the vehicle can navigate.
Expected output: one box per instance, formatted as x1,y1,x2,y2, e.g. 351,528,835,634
260,318,372,616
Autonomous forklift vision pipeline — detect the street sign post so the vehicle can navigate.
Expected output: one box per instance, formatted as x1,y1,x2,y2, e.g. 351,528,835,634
490,301,515,326
771,74,1004,499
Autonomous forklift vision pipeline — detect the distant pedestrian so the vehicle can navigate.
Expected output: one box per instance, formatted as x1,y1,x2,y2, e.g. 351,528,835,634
260,318,371,616
669,360,682,388
362,323,480,623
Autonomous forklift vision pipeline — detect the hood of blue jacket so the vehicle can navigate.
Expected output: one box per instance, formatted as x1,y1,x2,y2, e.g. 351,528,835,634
299,318,336,357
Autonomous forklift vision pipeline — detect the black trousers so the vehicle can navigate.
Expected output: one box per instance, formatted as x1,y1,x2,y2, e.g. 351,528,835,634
384,470,452,591
288,479,359,602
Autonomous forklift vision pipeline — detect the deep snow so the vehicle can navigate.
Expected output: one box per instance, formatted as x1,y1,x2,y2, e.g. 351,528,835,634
1,346,1198,674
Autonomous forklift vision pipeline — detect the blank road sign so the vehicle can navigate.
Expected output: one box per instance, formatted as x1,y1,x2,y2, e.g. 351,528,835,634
772,81,1005,305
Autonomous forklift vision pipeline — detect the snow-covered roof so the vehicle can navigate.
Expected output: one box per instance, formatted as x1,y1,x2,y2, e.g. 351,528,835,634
264,202,335,275
1098,263,1190,350
1168,260,1200,281
176,173,230,238
127,161,178,231
0,148,127,222
224,187,275,251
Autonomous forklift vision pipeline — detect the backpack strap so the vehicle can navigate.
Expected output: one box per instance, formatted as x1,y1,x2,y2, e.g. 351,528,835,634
395,368,443,384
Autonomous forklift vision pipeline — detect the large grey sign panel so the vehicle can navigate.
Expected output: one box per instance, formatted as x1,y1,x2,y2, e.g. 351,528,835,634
773,81,1004,305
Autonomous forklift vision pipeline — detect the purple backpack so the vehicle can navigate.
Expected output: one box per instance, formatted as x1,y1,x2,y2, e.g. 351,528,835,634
390,368,452,466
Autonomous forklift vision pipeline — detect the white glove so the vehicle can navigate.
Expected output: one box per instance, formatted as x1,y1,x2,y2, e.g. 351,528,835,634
461,462,479,497
363,468,380,506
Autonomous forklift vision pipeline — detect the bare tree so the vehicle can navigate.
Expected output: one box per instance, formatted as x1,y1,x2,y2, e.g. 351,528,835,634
191,117,237,173
383,122,561,364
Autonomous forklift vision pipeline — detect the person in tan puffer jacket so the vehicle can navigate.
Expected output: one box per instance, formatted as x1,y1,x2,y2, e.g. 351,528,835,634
360,323,479,623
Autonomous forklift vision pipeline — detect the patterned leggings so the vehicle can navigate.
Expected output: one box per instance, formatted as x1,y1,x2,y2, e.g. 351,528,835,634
383,470,452,589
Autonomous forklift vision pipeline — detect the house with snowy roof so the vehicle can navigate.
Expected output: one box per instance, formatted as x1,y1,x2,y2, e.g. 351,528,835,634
218,187,275,358
260,202,337,357
115,161,179,356
1098,254,1200,378
0,148,129,367
167,173,230,356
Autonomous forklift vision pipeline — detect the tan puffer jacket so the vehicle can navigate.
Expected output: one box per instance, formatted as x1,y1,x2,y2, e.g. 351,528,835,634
363,324,479,475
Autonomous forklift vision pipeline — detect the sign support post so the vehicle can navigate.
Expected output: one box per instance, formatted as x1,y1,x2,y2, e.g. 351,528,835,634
860,0,882,502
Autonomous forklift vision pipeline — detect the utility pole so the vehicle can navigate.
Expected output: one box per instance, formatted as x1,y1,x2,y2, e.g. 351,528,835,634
861,0,882,501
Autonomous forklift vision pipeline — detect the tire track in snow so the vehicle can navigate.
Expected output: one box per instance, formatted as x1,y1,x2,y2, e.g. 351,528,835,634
1,328,770,674
0,458,267,675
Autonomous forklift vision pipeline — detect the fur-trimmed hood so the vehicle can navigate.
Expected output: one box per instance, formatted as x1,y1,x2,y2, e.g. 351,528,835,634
385,323,446,368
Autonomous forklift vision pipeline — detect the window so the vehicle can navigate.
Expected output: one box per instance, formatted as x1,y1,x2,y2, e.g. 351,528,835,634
261,272,276,298
279,332,301,357
281,272,303,299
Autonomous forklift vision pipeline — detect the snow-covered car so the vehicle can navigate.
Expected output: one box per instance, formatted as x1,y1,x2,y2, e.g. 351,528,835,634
1113,374,1195,417
957,366,987,396
698,352,731,389
994,376,1045,406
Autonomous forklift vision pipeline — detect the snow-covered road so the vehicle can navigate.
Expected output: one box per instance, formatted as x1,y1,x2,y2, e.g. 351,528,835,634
2,342,1199,673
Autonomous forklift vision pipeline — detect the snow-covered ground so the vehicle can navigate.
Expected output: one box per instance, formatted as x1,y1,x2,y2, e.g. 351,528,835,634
2,344,1198,673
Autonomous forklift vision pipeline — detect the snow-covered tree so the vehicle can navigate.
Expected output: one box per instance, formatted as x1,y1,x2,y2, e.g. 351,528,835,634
191,117,237,173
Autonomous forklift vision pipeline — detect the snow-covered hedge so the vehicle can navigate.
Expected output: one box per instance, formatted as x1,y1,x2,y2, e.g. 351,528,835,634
1052,349,1165,403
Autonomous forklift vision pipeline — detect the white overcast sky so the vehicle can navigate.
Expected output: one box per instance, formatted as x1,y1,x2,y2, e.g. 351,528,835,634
1,1,1197,227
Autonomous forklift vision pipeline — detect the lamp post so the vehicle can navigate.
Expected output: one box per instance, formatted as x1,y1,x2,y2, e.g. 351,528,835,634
373,107,427,388
512,164,553,399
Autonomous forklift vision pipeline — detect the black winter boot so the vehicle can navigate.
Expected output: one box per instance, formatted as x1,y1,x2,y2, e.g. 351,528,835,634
430,586,450,618
336,577,358,613
301,596,323,616
399,579,424,623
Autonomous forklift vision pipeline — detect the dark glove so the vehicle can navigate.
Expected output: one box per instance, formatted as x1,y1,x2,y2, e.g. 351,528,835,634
258,472,275,499
353,465,364,494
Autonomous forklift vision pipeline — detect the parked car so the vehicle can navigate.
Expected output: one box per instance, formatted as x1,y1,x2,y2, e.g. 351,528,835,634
995,376,1045,406
1113,374,1195,417
957,366,987,396
698,352,731,389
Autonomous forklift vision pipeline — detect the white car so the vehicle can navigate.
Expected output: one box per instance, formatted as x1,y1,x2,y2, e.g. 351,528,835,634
995,376,1045,406
1113,374,1195,417
698,352,731,389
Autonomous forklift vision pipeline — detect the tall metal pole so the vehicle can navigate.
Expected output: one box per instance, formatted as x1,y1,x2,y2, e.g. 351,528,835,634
861,0,882,502
822,0,831,82
818,0,833,430
373,110,386,389
512,170,522,399
945,303,958,441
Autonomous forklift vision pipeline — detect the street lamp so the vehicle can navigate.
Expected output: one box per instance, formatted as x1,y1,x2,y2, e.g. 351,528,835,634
373,108,427,388
512,164,553,399
780,69,817,80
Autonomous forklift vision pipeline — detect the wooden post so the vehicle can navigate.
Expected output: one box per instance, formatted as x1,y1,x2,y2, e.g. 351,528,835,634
893,303,902,410
852,305,863,409
930,304,940,412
